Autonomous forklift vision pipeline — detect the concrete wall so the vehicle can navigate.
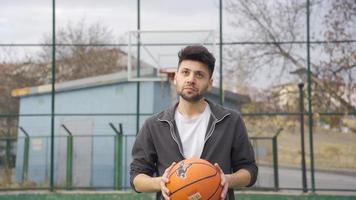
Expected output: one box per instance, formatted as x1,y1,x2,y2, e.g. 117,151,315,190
15,81,171,188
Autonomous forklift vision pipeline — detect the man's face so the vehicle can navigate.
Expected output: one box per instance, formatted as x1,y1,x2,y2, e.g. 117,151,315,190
174,60,213,103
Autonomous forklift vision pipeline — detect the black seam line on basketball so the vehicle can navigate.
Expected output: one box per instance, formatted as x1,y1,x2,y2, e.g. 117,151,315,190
167,162,216,179
169,171,218,196
207,181,222,200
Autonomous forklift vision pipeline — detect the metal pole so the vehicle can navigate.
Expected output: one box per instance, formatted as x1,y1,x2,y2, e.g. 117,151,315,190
5,137,10,170
117,124,123,189
306,0,315,192
109,123,123,189
272,136,279,191
272,128,282,191
19,127,30,184
23,136,30,184
61,125,73,190
4,134,15,185
219,0,224,105
66,135,73,190
299,83,308,193
136,0,141,135
50,0,56,192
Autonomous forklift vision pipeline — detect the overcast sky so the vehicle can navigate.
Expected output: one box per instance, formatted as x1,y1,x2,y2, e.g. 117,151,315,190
0,0,220,44
2,1,352,89
0,0,223,84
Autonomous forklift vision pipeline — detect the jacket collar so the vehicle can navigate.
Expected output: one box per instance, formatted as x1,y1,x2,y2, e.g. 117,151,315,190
158,99,231,122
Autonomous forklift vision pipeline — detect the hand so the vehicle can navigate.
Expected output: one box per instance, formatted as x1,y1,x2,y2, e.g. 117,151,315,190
214,163,229,200
160,162,176,200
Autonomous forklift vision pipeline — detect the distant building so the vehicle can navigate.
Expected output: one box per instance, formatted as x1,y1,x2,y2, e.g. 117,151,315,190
269,82,300,111
12,70,250,188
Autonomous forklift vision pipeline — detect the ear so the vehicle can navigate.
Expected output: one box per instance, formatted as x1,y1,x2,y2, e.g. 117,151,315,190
208,78,213,91
173,72,177,86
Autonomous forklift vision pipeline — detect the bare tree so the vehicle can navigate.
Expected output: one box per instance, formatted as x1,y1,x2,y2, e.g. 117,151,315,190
0,61,43,186
224,0,307,84
224,0,355,113
0,47,18,64
0,20,128,186
0,19,127,138
315,0,356,112
38,19,126,83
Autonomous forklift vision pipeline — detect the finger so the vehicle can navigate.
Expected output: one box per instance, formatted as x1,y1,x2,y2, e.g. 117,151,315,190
214,163,226,186
221,183,229,199
160,181,170,199
161,162,177,199
160,179,170,192
214,163,228,200
162,162,176,183
161,189,170,200
160,177,170,196
214,163,224,173
220,176,226,186
164,162,176,176
161,175,169,183
161,161,178,200
167,162,176,171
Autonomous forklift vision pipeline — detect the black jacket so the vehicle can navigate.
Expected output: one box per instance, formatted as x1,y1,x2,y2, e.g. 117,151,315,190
130,100,258,200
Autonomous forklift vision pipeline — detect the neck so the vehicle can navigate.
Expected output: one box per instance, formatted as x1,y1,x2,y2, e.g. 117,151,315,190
177,98,207,119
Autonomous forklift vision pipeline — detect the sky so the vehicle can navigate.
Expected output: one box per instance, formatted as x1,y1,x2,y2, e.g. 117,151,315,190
0,0,222,77
0,0,226,86
0,0,220,44
1,0,354,90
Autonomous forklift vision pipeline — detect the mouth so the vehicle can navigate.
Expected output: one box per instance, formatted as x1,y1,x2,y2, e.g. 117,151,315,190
183,87,197,92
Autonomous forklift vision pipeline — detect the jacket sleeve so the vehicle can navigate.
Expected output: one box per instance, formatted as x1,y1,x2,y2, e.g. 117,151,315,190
231,115,258,187
129,119,158,192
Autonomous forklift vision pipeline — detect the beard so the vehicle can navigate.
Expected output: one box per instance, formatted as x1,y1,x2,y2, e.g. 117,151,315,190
176,81,210,103
177,86,205,102
179,91,204,102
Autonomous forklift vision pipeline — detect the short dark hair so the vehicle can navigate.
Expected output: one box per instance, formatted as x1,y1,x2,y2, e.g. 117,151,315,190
178,45,215,78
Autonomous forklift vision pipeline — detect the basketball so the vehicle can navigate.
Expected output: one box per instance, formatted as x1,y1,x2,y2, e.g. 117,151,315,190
166,158,223,200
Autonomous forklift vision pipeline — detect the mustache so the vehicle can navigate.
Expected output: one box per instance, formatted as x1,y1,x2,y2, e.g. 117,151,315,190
183,85,198,91
184,83,196,88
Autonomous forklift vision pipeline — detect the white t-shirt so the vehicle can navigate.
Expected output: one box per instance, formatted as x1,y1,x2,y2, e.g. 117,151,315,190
175,104,211,158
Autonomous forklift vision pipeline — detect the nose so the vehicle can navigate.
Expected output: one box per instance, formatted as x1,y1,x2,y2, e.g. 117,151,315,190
186,74,196,84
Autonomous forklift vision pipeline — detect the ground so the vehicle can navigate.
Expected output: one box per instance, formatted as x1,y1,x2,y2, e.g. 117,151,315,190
0,191,355,200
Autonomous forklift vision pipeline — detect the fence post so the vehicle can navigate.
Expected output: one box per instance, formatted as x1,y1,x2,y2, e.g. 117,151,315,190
5,137,10,167
1,133,13,185
272,128,283,191
298,83,308,193
19,127,30,184
61,124,73,190
5,136,12,184
109,123,123,190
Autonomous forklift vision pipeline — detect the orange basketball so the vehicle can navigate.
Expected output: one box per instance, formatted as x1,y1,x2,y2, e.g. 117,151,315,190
166,158,223,200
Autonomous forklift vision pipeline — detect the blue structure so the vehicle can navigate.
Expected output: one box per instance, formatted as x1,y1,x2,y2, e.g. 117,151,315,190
13,70,250,188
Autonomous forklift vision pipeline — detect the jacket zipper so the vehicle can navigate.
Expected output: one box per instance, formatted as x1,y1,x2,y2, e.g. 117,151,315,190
204,113,230,143
158,119,185,157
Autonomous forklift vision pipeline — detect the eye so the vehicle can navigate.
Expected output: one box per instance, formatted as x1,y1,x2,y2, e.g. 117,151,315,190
196,72,204,79
181,70,189,76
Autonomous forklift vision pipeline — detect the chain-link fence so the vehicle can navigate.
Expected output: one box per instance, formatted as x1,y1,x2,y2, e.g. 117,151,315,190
0,0,355,193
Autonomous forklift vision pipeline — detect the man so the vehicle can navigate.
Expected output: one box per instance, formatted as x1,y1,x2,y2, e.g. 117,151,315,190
130,45,258,200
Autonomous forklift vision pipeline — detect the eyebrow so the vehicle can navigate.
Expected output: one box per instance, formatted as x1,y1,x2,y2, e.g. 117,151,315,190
180,67,208,75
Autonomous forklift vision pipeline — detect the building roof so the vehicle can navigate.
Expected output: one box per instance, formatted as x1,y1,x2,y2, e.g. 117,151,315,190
11,69,251,104
208,87,251,104
11,68,160,97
